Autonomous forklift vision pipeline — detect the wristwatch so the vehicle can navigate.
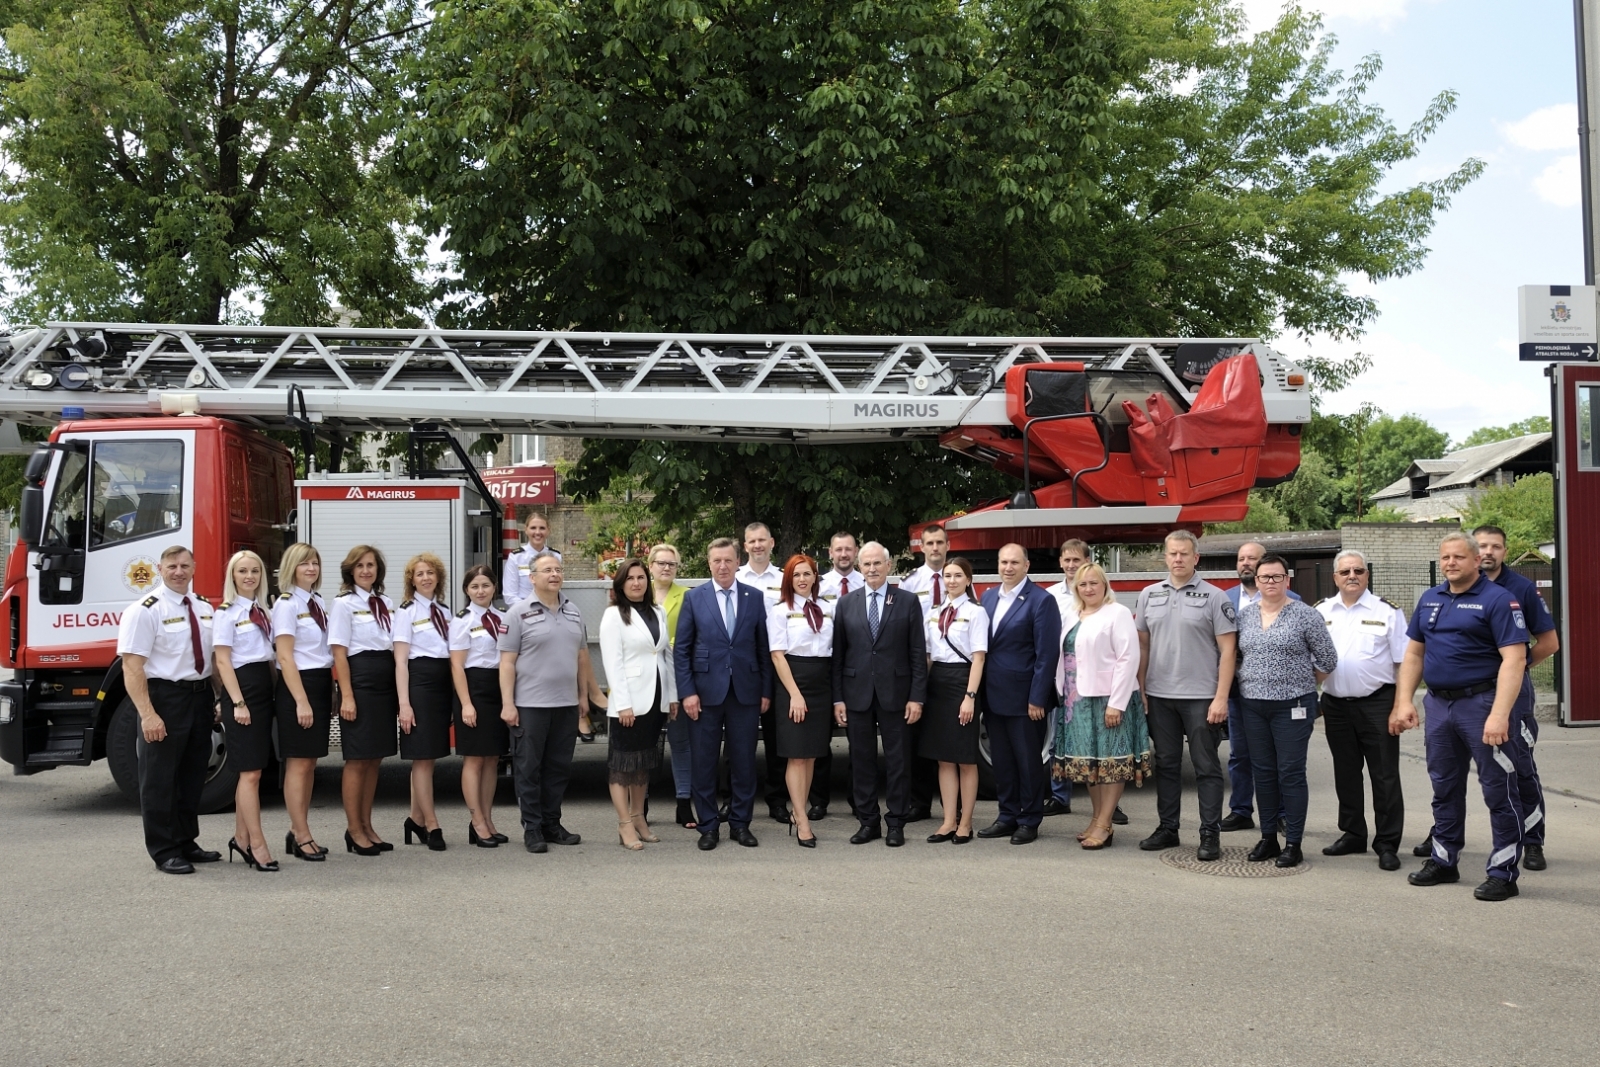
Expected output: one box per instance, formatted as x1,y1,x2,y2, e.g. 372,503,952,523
965,691,978,699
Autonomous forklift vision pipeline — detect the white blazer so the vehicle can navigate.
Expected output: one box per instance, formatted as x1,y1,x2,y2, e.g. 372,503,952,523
599,603,677,717
1066,601,1140,711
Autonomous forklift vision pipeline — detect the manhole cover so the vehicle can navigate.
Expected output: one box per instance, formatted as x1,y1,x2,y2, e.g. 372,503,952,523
1159,845,1312,877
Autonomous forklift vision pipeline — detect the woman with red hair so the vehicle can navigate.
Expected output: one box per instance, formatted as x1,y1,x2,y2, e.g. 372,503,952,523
767,554,835,848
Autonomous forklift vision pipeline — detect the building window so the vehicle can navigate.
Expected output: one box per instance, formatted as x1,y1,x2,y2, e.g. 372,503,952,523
1581,386,1600,470
510,434,546,465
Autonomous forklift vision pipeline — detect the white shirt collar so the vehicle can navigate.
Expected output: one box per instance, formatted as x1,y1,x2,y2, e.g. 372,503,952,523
999,581,1024,601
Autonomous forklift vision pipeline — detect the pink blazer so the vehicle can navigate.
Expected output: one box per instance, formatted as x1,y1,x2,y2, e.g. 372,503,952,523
1065,601,1140,711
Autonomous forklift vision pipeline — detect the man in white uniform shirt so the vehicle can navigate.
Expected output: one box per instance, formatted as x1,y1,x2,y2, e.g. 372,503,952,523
116,545,220,874
502,511,562,606
818,531,863,602
735,522,792,821
1316,549,1409,871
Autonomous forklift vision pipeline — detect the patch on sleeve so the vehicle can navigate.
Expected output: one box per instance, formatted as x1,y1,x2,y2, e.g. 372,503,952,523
1220,601,1237,623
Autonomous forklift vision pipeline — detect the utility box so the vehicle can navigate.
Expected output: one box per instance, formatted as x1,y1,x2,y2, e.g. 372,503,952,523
295,476,498,612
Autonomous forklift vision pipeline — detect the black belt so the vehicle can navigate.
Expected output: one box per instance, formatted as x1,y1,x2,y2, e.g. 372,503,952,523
1428,680,1496,701
1324,683,1395,702
149,677,213,692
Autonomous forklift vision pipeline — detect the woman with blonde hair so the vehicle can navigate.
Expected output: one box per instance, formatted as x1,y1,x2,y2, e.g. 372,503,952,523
213,549,279,871
1049,563,1151,849
273,542,334,861
329,545,398,856
394,552,453,851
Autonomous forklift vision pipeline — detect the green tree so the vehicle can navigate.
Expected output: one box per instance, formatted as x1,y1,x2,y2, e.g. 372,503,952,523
1463,473,1554,560
1337,411,1450,520
0,0,429,326
1457,416,1551,450
1204,490,1290,534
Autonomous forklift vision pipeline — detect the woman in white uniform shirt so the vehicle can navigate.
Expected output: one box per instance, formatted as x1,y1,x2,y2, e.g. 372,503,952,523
394,552,453,851
272,542,334,862
213,549,278,871
767,554,834,848
920,556,988,844
328,545,398,857
450,565,511,848
598,559,675,850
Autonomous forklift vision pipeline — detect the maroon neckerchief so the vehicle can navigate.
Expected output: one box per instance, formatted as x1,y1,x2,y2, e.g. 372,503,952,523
368,593,392,632
802,598,824,633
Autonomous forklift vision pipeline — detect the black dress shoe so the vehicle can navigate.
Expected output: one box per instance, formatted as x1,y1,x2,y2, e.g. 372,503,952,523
697,831,719,851
1408,859,1460,886
885,827,905,847
1247,836,1282,862
157,857,196,875
524,832,549,854
1139,827,1180,851
1042,798,1072,817
905,807,932,824
1523,844,1547,871
1009,825,1038,845
976,820,1018,839
1474,876,1519,901
927,829,957,843
1412,833,1434,858
807,804,828,821
1196,830,1221,862
1111,806,1129,826
1377,850,1401,871
1274,842,1304,868
1322,833,1368,856
544,824,581,846
768,803,791,825
1218,813,1255,832
732,826,759,847
850,824,882,845
183,847,222,863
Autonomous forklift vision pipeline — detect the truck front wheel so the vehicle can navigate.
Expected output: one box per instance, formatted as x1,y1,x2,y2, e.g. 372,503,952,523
106,698,240,814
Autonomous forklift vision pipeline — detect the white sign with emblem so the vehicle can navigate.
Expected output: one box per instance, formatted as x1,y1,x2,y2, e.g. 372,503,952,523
1518,284,1598,361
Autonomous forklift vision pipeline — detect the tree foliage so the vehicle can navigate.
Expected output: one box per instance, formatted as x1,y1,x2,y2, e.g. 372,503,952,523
1457,415,1551,450
0,0,429,326
1463,473,1555,561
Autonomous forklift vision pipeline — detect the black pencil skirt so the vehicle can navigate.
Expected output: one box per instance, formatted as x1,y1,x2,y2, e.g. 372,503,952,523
275,666,333,760
773,656,834,760
400,656,453,761
341,649,399,761
454,665,510,757
223,660,276,772
918,662,981,765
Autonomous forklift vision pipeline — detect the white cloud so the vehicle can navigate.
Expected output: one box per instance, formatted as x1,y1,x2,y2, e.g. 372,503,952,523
1501,104,1580,152
1238,0,1419,34
1533,154,1582,208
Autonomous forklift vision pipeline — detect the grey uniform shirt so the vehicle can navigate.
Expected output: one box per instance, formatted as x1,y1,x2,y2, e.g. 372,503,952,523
497,594,586,708
1134,576,1237,699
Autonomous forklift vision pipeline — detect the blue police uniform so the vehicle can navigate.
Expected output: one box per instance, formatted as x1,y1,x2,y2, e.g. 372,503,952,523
1407,575,1534,882
1489,567,1554,850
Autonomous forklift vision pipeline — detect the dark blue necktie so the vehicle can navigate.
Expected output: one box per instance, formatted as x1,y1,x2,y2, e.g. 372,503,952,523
868,591,881,641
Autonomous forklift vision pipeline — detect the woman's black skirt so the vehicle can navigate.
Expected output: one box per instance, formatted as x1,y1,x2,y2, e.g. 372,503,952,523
341,649,398,761
400,656,453,761
275,666,333,760
607,680,663,786
773,655,834,760
918,661,980,765
223,660,276,772
454,665,510,757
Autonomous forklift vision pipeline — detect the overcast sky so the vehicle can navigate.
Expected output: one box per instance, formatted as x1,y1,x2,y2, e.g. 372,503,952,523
1235,1,1584,442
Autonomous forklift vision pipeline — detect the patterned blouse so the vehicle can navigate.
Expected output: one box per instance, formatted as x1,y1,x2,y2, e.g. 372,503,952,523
1236,600,1338,702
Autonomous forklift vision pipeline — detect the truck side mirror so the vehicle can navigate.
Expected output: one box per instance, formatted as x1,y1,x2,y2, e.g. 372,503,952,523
18,484,43,546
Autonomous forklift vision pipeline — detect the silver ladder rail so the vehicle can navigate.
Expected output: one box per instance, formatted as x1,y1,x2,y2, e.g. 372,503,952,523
0,323,1297,441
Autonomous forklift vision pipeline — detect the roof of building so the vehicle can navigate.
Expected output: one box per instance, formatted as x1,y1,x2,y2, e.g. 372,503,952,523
1196,530,1344,556
1370,433,1552,502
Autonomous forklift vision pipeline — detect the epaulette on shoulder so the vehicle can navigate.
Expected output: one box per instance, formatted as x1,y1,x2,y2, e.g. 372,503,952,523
193,594,209,605
399,599,414,609
277,592,293,602
1313,596,1331,607
1379,596,1401,611
141,595,159,608
456,608,471,617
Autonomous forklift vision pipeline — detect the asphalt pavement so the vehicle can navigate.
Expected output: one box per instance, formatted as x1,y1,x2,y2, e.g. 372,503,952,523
4,724,1598,1067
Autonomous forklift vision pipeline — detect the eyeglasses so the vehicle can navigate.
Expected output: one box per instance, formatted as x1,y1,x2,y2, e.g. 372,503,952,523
1335,568,1367,576
652,560,678,568
1256,574,1288,584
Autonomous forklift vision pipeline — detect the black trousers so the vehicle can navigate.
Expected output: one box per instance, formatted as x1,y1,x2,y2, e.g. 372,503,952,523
510,705,578,838
137,679,215,864
1321,685,1404,854
847,696,912,830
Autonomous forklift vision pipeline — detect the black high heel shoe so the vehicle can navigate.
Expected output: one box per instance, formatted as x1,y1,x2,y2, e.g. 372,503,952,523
490,832,509,844
286,831,326,862
468,825,499,848
427,827,447,852
790,815,817,848
403,817,428,845
228,837,251,866
345,830,382,857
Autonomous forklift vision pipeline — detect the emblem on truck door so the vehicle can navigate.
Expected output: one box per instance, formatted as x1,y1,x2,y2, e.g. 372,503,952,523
122,556,158,594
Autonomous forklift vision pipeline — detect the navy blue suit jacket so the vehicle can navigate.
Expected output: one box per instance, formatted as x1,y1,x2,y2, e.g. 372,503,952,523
674,579,771,708
980,578,1061,715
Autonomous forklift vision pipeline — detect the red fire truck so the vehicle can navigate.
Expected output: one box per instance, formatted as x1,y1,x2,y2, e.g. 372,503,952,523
0,323,1312,806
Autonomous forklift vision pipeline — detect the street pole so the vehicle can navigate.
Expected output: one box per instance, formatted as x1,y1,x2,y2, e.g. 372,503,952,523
1578,0,1600,283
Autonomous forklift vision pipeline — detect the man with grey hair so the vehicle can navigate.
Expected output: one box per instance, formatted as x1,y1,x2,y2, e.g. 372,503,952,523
1135,529,1237,861
1316,549,1409,870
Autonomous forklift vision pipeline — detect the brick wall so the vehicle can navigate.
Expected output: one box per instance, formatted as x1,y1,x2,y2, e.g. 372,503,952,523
1341,521,1461,619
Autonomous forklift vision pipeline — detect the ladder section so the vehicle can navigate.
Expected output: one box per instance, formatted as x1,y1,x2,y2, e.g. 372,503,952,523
0,323,1284,441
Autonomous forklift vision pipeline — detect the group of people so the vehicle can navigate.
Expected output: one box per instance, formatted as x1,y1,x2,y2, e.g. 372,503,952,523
121,511,1554,902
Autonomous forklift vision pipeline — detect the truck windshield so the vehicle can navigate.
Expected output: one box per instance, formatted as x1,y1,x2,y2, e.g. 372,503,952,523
88,440,185,549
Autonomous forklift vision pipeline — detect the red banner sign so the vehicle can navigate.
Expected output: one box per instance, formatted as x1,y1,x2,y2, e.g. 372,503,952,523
479,465,557,504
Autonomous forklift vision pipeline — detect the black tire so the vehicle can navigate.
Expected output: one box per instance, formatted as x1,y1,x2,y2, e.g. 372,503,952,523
976,723,996,800
106,697,239,814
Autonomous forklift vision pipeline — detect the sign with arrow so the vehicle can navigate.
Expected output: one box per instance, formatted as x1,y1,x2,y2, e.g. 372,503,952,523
1519,285,1599,361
